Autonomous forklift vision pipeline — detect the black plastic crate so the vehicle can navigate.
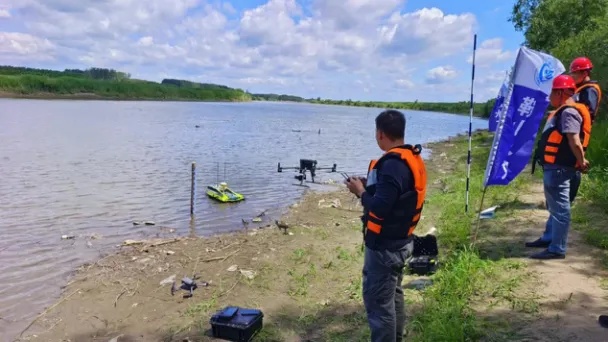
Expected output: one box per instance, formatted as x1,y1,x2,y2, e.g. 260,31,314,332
408,255,438,275
209,306,264,342
407,234,439,275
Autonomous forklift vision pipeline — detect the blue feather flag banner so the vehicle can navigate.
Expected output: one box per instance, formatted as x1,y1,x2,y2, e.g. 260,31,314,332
483,46,565,187
488,71,511,132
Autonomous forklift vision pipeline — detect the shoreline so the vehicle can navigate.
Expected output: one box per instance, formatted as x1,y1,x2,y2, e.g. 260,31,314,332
12,133,469,342
0,92,489,118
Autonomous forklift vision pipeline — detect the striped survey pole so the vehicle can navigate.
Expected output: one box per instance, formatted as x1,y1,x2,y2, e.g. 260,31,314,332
465,33,477,213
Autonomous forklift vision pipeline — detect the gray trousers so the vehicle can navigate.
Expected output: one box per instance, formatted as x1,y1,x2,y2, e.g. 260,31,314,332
362,242,413,342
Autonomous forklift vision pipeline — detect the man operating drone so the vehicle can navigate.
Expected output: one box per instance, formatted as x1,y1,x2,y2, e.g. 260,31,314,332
345,109,427,342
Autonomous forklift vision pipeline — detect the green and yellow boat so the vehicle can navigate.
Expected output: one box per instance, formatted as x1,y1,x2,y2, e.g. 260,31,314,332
206,182,245,203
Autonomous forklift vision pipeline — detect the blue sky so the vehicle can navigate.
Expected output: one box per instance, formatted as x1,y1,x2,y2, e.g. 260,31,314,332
0,0,525,102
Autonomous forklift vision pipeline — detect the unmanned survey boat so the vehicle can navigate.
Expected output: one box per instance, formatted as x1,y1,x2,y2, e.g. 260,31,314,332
206,182,245,203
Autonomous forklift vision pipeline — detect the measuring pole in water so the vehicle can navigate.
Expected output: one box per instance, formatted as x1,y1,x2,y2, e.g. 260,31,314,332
190,162,196,217
465,33,477,213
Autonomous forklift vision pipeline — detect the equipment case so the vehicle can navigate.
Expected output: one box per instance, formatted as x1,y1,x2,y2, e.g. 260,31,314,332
408,234,439,275
209,306,264,341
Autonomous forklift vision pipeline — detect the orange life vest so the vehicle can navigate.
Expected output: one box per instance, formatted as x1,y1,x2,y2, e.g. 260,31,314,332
535,102,591,169
575,80,602,122
363,144,427,240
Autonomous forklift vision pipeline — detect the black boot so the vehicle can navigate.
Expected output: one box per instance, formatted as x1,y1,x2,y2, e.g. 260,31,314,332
525,238,550,248
529,249,565,260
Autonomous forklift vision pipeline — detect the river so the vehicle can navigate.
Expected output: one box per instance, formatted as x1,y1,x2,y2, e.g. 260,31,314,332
0,99,487,339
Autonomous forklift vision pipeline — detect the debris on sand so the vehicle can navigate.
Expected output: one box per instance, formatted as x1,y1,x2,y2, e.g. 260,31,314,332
160,274,176,286
61,235,76,240
318,199,341,209
479,206,499,219
239,269,256,280
108,334,123,342
122,238,181,248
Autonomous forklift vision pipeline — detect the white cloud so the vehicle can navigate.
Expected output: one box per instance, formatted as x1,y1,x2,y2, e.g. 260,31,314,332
137,36,153,47
426,66,458,84
476,69,510,100
0,0,508,101
395,79,414,89
0,8,10,18
378,8,477,58
0,32,55,59
312,0,404,30
469,38,514,66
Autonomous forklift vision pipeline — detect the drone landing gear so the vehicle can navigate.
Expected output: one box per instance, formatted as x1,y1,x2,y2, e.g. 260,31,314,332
277,159,338,186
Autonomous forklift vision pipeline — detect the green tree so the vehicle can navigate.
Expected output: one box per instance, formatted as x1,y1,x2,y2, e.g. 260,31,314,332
510,0,607,51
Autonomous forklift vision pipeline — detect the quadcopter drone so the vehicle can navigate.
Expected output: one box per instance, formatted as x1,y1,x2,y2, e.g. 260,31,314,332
277,159,338,185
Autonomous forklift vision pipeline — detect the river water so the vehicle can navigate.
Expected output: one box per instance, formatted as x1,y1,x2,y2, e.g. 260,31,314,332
0,99,487,339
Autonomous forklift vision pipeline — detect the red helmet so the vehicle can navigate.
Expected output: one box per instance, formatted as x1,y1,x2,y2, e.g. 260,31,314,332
552,74,576,90
570,57,593,72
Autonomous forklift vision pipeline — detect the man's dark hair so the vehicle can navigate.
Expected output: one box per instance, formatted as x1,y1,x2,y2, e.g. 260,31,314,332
375,109,405,140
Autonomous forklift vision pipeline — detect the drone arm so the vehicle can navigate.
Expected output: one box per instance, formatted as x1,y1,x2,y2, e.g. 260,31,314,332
315,163,338,172
277,162,301,172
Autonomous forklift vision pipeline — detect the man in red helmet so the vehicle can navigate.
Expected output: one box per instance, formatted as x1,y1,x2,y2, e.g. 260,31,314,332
570,57,601,121
526,74,591,259
568,56,602,204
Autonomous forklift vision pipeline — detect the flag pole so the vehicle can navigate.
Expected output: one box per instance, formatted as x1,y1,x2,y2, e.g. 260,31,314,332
472,186,488,245
465,33,477,213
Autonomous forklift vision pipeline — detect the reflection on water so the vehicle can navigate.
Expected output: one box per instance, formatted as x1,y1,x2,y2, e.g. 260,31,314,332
0,99,487,339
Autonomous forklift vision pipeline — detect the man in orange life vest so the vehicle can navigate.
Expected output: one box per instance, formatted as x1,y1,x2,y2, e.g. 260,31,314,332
526,75,591,259
345,109,426,341
568,57,602,204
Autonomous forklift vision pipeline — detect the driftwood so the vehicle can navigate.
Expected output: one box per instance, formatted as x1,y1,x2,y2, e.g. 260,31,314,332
201,249,241,263
122,238,181,248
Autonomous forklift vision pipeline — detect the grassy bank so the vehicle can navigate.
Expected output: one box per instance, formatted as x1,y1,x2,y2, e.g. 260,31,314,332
406,132,538,341
0,66,251,102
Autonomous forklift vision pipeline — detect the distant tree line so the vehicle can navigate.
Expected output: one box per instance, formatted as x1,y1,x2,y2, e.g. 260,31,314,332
251,93,306,102
251,92,497,118
161,78,231,90
0,65,251,102
307,98,496,117
0,66,131,81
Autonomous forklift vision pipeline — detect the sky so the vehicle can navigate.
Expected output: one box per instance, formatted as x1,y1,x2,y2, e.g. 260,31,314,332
0,0,526,102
